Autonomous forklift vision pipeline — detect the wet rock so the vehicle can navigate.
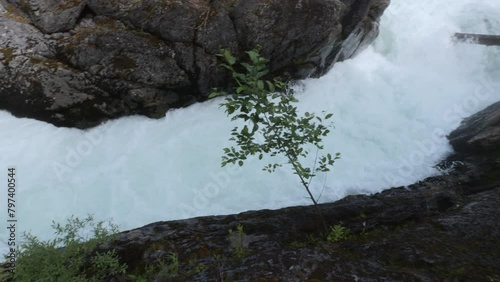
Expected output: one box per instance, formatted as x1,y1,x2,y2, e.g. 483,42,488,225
0,0,390,128
448,101,500,153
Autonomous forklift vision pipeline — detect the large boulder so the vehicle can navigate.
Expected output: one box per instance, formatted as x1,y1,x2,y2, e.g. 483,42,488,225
0,0,390,128
448,101,500,154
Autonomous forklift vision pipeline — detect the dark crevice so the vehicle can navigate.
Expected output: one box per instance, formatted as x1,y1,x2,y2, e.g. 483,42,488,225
191,17,203,100
75,5,95,26
227,11,242,54
340,1,370,39
269,20,289,73
272,31,339,79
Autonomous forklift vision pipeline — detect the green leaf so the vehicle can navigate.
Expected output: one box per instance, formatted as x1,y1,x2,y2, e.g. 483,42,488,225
256,70,269,79
241,125,249,136
241,62,254,73
325,113,333,119
252,123,259,133
257,80,264,90
266,81,276,92
247,50,259,64
223,50,236,65
237,86,247,94
208,90,222,99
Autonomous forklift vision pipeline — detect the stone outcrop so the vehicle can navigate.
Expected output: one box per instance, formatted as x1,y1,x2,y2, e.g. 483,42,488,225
98,174,498,281
105,182,499,281
448,101,500,153
0,0,390,128
86,102,497,281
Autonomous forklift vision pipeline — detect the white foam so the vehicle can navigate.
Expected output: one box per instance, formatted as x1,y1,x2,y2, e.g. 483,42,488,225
0,0,499,252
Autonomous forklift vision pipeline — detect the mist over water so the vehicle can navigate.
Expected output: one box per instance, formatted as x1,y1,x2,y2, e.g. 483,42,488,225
1,0,499,251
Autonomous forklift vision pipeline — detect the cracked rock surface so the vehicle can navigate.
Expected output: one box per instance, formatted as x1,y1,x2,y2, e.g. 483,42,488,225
0,0,389,128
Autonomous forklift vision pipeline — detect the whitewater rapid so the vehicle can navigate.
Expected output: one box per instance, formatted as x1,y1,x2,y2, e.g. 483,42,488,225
1,0,499,252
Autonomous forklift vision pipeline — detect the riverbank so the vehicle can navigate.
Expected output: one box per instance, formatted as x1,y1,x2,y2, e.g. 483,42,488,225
95,102,500,281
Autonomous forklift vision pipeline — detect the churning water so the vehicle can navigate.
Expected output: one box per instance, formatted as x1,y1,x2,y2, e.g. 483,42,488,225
1,0,499,252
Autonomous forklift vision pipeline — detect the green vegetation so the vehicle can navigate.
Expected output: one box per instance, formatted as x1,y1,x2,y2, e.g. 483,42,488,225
228,224,249,258
327,224,350,242
10,215,126,282
287,224,351,249
158,252,180,279
210,47,340,229
132,254,180,281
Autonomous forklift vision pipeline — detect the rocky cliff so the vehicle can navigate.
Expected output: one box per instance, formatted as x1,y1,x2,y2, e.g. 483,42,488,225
88,101,499,281
0,0,389,128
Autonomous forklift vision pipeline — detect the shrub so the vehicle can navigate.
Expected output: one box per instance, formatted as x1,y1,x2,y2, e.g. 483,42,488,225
228,224,248,258
12,215,126,282
209,47,340,229
327,224,350,242
157,252,179,279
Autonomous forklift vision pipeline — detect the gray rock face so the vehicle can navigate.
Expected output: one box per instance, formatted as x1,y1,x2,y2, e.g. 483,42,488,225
448,101,500,153
6,0,86,33
0,0,390,128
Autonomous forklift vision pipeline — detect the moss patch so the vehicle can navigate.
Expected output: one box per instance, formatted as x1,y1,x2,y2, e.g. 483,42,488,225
111,55,137,70
2,2,29,24
94,16,127,31
0,48,15,64
57,0,84,10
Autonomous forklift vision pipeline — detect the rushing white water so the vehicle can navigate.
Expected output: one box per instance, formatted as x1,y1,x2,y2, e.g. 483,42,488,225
0,0,499,252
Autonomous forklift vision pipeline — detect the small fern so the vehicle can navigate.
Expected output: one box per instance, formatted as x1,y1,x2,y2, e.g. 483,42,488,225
327,224,350,242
